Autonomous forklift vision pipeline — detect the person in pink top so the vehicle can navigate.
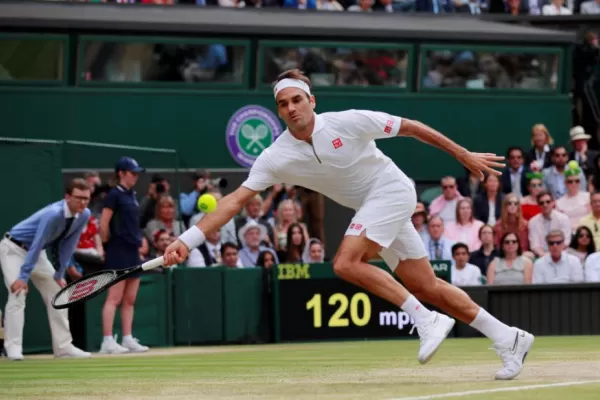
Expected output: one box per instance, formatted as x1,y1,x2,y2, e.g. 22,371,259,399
444,198,484,252
556,161,590,233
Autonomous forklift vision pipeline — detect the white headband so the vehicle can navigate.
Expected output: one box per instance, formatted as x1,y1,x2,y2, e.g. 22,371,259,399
273,78,311,99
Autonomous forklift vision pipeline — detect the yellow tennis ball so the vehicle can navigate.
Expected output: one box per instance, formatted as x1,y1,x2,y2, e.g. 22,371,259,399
568,160,579,170
197,193,217,213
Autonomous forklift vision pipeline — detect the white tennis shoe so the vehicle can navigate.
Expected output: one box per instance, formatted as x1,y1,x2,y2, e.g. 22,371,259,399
55,345,92,359
492,327,534,380
122,337,149,353
99,335,129,354
410,311,456,364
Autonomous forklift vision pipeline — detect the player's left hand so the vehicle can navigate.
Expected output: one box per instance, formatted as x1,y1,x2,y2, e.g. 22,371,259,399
458,151,505,180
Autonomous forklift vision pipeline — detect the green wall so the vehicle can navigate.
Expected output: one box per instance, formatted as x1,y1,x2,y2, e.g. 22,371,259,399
0,87,571,180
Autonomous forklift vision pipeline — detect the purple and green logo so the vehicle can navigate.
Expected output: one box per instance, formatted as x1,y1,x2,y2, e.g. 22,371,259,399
226,105,283,168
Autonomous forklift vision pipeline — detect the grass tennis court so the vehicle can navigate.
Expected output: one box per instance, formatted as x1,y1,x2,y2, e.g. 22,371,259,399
1,336,599,400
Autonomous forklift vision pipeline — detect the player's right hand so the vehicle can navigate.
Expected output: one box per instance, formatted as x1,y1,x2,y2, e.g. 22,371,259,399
163,239,189,266
10,279,28,296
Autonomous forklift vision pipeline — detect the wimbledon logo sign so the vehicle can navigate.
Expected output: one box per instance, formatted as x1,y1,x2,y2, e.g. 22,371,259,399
226,105,283,168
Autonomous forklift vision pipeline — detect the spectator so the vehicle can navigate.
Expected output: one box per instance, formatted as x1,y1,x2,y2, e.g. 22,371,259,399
493,193,530,252
457,166,484,200
556,161,591,232
139,174,171,229
584,251,600,281
220,242,241,269
151,229,173,259
543,146,586,200
320,0,345,10
234,194,275,248
501,146,529,199
348,0,374,11
424,216,456,260
474,174,502,226
143,195,183,249
542,0,572,14
429,176,462,224
578,191,600,249
99,157,149,354
450,243,482,287
581,0,600,13
487,232,533,285
303,238,326,263
528,191,572,258
525,123,553,169
469,224,499,276
533,230,584,284
444,198,484,252
238,220,279,267
412,202,430,244
257,250,276,269
189,192,238,245
278,222,306,263
568,126,598,177
186,230,225,267
179,170,212,225
520,169,544,220
567,226,595,265
273,199,309,252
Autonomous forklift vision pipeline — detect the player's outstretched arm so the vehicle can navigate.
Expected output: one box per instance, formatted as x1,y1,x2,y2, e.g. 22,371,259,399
398,118,505,179
163,186,258,266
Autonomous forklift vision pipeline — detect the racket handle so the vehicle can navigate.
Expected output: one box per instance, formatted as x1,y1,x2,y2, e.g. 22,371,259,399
141,256,165,271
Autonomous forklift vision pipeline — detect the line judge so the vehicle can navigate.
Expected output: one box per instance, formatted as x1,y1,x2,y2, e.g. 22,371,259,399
0,178,93,360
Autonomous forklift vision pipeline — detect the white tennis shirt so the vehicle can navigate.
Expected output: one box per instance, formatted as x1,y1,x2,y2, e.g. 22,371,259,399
242,109,413,211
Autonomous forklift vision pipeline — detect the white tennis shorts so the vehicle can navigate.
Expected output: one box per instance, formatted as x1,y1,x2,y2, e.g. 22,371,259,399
344,177,428,270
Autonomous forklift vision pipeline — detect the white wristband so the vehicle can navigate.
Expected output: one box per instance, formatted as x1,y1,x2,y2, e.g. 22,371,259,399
179,226,206,249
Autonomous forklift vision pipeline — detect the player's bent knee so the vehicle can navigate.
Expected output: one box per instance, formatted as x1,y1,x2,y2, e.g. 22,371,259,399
332,257,358,279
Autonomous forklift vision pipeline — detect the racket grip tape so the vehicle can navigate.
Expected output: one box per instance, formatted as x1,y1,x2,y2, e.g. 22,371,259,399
141,256,165,271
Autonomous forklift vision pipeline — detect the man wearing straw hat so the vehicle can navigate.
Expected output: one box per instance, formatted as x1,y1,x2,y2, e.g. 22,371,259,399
568,125,598,177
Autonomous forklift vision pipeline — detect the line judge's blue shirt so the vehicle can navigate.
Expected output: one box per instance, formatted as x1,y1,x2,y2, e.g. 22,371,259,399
104,184,142,248
9,200,90,282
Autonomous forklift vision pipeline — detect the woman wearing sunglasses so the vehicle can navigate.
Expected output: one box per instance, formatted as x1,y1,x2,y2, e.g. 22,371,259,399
556,161,590,233
567,226,595,265
487,232,533,285
520,170,544,221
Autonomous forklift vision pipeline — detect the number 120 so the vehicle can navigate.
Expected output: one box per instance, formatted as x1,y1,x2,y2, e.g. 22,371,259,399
306,293,371,328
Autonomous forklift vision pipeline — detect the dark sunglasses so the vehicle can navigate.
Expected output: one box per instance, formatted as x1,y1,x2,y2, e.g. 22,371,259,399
538,200,552,205
567,179,580,184
442,185,455,189
530,183,543,188
503,239,518,244
547,240,563,246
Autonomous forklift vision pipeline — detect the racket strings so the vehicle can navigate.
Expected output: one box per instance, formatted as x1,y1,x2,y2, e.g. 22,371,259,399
53,271,116,307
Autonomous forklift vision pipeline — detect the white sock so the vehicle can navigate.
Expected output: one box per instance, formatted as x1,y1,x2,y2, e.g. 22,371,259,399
123,335,133,341
400,295,432,324
470,308,514,344
103,335,114,342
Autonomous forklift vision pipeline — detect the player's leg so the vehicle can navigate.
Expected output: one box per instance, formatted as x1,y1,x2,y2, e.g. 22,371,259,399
119,277,148,352
29,252,90,358
393,224,534,380
100,281,129,354
0,239,27,360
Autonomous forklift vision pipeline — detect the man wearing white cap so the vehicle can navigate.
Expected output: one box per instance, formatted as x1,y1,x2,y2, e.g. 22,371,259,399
164,69,534,380
568,125,598,177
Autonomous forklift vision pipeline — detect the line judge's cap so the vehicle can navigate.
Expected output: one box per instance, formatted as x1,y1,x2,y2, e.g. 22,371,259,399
115,156,145,173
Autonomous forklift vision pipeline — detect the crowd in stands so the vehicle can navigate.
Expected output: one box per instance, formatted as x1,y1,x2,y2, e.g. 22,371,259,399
418,124,600,287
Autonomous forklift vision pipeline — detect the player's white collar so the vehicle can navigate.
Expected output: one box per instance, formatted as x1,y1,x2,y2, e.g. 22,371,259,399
288,113,324,144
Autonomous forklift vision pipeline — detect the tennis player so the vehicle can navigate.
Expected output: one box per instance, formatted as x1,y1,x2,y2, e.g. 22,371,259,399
164,69,534,380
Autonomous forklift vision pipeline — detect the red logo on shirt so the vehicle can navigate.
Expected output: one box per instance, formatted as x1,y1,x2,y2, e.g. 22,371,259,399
332,138,343,149
384,119,394,134
349,223,363,231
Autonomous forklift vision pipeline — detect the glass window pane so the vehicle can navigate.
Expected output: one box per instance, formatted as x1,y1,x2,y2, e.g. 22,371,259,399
262,46,409,88
81,41,246,84
422,49,559,90
0,38,65,81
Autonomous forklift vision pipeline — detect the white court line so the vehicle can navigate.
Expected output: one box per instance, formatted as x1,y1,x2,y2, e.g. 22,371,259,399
388,380,600,400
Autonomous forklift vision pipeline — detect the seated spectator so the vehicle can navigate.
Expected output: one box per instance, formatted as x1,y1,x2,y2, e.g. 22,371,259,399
567,226,595,265
179,169,212,224
584,251,600,282
189,191,238,245
429,176,462,224
74,213,104,260
543,146,586,200
469,224,499,276
542,0,572,14
186,230,225,268
303,238,326,263
412,202,430,244
140,174,171,229
220,242,242,269
348,0,374,11
525,123,553,169
520,168,544,221
487,232,533,285
568,126,598,178
581,0,600,14
493,193,530,252
234,194,275,248
556,161,590,233
533,230,584,283
273,199,309,252
450,243,482,287
151,229,173,260
501,146,529,199
238,220,279,267
424,216,456,260
528,191,571,258
473,174,503,226
457,166,484,200
262,184,302,223
144,195,183,249
277,222,306,263
257,250,277,270
578,191,600,250
444,198,484,252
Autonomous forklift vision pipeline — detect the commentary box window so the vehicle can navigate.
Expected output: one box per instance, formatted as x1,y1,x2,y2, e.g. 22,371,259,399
0,35,67,83
259,41,413,91
79,36,249,87
420,45,562,92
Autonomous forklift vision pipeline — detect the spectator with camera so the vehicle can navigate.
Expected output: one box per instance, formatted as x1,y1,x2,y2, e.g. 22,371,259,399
179,170,228,226
139,174,171,229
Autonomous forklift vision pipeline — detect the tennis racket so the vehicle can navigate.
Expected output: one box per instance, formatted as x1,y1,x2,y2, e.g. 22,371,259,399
51,256,165,310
